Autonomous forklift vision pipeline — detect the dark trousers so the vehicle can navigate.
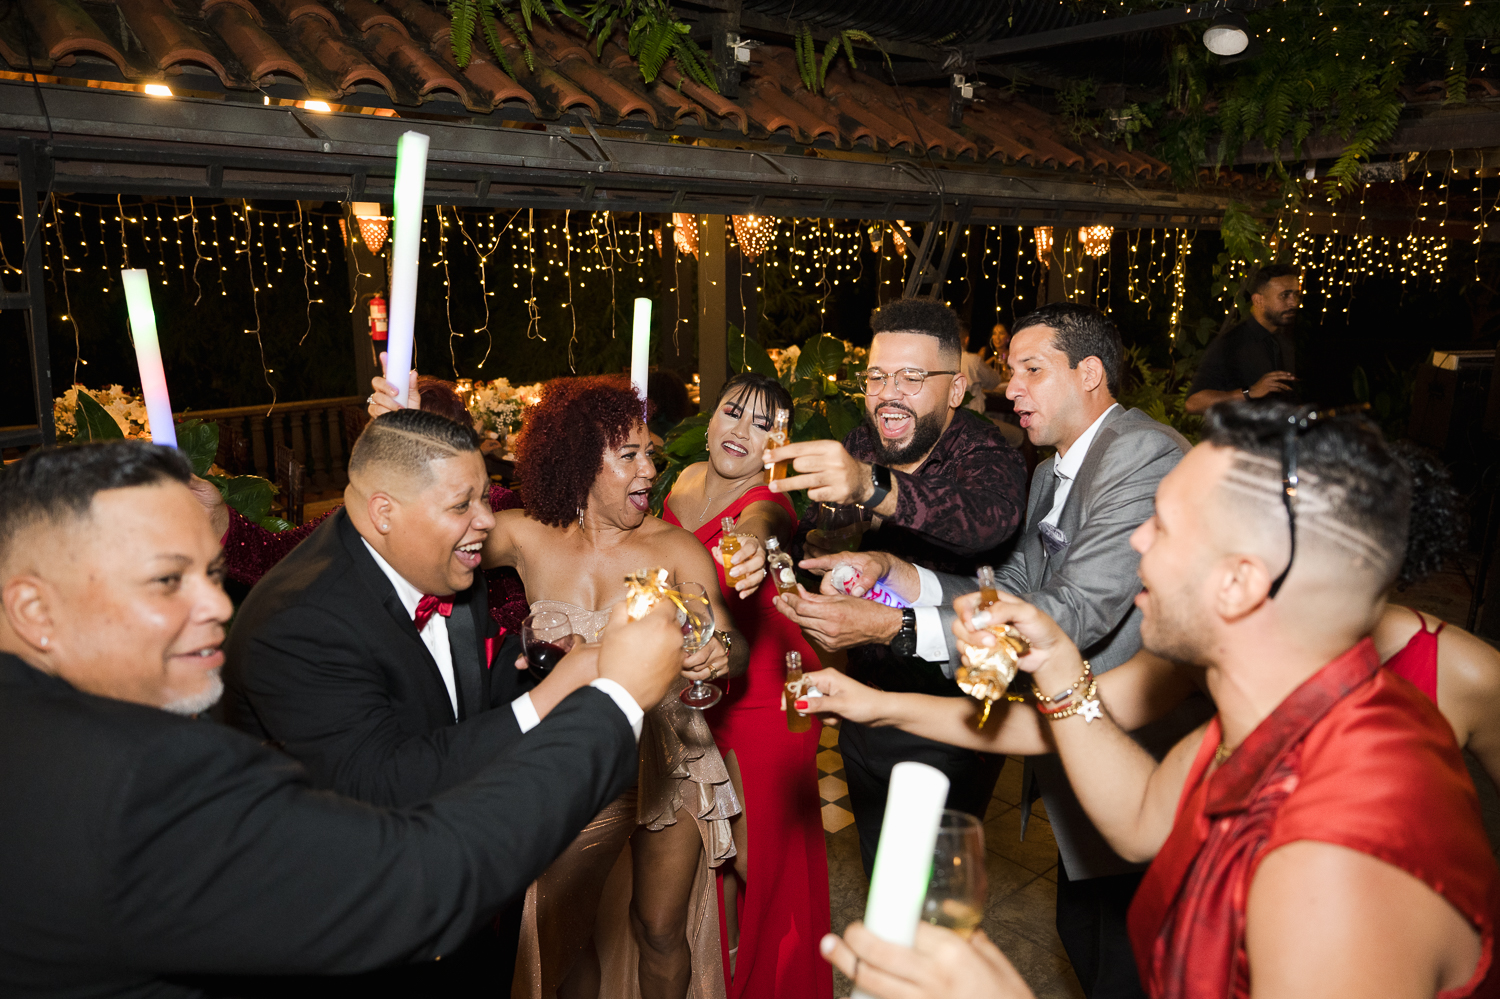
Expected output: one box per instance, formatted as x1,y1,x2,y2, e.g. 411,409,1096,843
1054,857,1146,999
840,721,1006,877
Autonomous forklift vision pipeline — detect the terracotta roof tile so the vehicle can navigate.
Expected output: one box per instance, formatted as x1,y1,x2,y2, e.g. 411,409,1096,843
339,0,407,38
11,0,1192,185
291,13,394,99
25,0,129,76
205,3,305,83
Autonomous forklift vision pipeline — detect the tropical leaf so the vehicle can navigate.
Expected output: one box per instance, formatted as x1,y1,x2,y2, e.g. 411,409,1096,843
728,326,781,379
175,418,220,477
73,391,125,441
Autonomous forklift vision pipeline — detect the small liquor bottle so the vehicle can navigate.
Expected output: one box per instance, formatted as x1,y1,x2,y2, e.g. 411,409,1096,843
718,517,742,576
764,408,791,485
977,564,1001,610
785,651,811,732
766,536,797,594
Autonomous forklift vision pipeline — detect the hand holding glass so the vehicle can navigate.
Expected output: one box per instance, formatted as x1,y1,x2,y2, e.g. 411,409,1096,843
522,609,573,680
921,810,988,939
676,582,720,709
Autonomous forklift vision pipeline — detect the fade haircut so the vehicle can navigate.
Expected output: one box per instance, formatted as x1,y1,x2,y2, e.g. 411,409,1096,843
1013,303,1124,397
348,408,480,486
869,299,963,360
0,441,191,567
1204,400,1411,588
1247,263,1300,298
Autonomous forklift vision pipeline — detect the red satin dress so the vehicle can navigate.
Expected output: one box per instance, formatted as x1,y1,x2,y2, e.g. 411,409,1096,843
663,486,834,999
1386,609,1442,702
1127,639,1499,999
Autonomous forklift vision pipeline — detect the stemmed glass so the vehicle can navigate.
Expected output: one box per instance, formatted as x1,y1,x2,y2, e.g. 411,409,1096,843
815,502,867,553
676,582,720,709
521,609,572,681
921,810,988,939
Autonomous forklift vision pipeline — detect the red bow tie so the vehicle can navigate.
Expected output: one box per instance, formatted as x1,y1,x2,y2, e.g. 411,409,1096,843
414,594,454,631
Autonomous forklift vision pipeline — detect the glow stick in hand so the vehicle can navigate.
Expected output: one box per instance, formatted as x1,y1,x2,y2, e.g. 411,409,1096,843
384,130,430,408
852,761,950,999
631,297,652,410
120,268,177,448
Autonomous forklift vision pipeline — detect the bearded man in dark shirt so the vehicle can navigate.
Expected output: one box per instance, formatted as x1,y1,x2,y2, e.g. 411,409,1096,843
763,299,1028,875
1186,264,1302,414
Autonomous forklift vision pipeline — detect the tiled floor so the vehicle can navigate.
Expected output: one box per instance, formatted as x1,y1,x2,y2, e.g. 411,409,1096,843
817,726,1084,999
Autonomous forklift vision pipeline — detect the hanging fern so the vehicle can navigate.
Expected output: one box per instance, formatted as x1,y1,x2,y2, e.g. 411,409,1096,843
574,0,717,90
443,0,566,75
792,25,881,93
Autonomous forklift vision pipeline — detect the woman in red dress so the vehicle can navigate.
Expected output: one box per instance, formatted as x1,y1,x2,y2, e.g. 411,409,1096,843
662,372,834,999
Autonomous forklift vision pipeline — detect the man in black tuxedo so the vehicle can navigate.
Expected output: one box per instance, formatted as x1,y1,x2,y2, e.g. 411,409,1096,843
220,408,605,989
0,440,681,998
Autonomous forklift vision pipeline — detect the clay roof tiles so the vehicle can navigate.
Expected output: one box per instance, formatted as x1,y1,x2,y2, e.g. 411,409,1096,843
5,0,1173,182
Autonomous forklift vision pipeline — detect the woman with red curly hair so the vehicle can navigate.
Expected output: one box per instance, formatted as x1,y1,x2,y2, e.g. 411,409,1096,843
479,375,750,999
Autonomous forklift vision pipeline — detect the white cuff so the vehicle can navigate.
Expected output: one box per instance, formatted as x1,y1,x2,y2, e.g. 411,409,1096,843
914,607,951,667
914,565,943,607
510,692,541,734
590,678,645,742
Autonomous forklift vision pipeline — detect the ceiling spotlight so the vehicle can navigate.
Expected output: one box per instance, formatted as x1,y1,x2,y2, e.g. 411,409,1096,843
1203,13,1251,56
143,84,173,97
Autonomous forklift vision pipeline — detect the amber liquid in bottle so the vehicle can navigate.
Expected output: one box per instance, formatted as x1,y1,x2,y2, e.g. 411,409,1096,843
718,517,742,575
785,651,811,732
977,564,1000,612
764,408,792,485
766,537,798,595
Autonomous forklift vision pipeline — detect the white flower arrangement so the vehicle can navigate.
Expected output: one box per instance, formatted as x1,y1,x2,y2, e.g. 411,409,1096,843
465,378,542,439
54,384,152,441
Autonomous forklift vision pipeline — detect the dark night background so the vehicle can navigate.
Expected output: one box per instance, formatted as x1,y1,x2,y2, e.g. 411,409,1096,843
2,194,1493,433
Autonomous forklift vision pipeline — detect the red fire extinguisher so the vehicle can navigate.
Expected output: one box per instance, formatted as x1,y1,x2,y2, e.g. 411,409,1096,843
368,293,388,361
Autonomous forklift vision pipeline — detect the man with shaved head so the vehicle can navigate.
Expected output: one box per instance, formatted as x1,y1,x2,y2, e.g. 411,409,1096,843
0,439,683,996
222,408,620,989
813,401,1499,998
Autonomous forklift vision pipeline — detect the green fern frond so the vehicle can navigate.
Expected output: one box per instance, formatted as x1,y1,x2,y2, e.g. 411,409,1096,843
500,9,536,70
448,0,477,67
818,34,840,90
479,10,516,77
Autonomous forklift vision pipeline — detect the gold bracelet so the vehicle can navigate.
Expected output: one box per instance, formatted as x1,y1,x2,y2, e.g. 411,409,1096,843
1031,660,1094,705
1032,663,1103,724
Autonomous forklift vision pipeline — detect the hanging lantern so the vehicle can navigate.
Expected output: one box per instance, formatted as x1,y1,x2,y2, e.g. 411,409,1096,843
891,221,912,257
672,212,698,258
868,224,884,253
652,227,664,256
345,202,390,255
1079,224,1114,258
1034,226,1053,266
731,214,774,258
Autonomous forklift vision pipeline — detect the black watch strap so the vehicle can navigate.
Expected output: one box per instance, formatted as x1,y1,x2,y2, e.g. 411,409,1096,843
890,606,917,656
867,463,893,508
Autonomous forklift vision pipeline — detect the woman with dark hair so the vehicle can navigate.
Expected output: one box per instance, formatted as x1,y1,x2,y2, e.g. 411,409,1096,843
476,375,750,999
959,320,1002,415
663,371,833,999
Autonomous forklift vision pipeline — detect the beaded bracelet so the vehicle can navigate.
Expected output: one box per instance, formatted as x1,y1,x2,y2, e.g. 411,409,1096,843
1031,661,1103,724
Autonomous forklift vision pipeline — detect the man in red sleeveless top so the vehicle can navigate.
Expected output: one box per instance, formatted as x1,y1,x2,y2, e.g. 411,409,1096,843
817,401,1499,999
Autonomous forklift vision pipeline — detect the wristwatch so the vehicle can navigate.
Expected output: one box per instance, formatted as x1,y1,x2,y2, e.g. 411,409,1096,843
1241,387,1252,401
867,463,893,508
890,607,917,657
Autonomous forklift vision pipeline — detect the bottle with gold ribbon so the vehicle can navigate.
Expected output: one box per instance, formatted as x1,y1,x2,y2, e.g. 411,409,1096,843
954,565,1030,728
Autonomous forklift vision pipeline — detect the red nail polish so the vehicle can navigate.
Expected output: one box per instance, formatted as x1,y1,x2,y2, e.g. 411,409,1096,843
795,700,808,710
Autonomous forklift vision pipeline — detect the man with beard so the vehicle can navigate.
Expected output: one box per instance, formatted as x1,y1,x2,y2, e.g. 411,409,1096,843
763,298,1028,877
807,303,1193,998
813,402,1499,999
1185,265,1301,414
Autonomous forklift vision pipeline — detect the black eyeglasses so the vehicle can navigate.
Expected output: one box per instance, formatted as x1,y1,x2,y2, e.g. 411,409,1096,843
1268,403,1371,599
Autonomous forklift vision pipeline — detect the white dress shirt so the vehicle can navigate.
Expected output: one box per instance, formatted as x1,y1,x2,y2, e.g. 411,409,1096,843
910,404,1120,665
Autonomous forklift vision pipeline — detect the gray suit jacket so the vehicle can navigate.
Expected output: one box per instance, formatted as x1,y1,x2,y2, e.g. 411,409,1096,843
934,406,1197,879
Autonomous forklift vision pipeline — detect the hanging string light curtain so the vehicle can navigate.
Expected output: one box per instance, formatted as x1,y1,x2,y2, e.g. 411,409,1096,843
731,214,774,258
1079,225,1113,258
672,212,698,258
1034,226,1053,266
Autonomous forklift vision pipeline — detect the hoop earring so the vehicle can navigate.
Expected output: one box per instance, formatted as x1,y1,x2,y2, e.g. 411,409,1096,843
578,507,585,529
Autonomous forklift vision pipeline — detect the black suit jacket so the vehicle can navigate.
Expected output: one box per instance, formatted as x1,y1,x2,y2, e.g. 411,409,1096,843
221,510,533,807
0,652,636,998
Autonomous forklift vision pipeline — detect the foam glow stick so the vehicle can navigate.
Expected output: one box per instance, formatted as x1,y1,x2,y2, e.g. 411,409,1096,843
120,268,177,448
631,297,652,406
852,761,950,999
384,130,430,407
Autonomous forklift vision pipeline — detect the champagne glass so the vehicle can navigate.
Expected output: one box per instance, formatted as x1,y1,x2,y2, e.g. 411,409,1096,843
676,582,721,710
815,502,867,553
521,609,572,681
921,810,988,939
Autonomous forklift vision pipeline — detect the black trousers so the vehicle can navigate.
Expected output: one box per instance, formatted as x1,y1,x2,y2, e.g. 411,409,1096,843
840,721,1006,878
1054,857,1146,999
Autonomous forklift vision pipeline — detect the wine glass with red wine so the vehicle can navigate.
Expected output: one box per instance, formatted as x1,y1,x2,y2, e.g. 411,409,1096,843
522,609,573,681
676,582,721,710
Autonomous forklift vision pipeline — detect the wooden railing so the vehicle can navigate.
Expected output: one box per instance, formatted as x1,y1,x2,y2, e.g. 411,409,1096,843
180,396,364,492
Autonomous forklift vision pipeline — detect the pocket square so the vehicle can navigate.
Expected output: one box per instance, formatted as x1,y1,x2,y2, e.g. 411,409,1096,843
1039,522,1069,556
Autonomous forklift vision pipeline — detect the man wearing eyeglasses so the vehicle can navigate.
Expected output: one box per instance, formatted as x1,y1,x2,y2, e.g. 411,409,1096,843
763,298,1028,880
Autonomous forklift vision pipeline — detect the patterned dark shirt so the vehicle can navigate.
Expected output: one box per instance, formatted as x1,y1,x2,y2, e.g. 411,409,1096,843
794,407,1028,695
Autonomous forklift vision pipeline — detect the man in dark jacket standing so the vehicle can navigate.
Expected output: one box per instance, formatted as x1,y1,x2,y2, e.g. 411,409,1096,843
0,440,681,998
764,299,1029,877
1186,264,1302,414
